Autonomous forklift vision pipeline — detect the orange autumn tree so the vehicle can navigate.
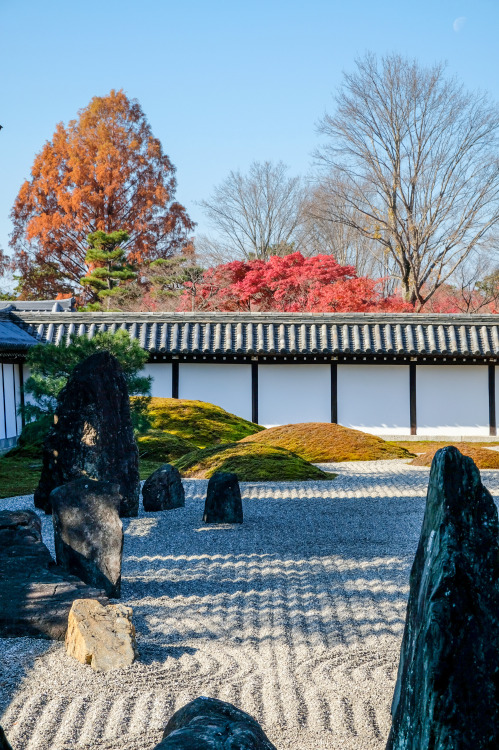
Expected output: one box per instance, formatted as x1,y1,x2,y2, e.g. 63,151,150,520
10,90,194,298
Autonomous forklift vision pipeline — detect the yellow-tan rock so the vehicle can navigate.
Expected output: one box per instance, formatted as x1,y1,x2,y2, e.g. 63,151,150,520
65,598,138,671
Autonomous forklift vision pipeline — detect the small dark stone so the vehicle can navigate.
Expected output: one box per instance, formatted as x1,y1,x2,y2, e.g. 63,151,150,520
386,446,499,750
155,696,276,750
0,725,13,750
142,464,185,512
203,472,243,524
34,350,139,517
0,510,107,640
0,509,41,541
51,477,123,598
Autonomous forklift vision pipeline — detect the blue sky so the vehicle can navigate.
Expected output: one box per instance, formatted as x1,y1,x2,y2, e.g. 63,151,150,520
1,0,498,270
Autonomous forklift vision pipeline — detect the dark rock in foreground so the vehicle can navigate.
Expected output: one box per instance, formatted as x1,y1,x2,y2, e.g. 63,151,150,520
0,725,13,750
203,472,243,524
155,696,276,749
34,350,139,517
142,464,185,512
52,478,123,598
0,510,107,640
386,446,499,749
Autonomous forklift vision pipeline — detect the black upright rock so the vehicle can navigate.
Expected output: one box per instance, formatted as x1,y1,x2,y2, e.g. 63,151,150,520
386,446,499,750
51,477,124,598
155,696,276,749
34,351,139,517
203,472,243,524
142,464,185,512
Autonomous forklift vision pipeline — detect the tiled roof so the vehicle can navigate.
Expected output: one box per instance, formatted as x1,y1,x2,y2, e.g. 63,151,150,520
0,320,39,353
8,311,499,360
0,298,75,313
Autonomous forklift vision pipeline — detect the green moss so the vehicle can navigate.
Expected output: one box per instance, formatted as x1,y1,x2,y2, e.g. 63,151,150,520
0,454,42,500
137,431,196,462
174,442,336,481
147,397,264,448
241,422,414,462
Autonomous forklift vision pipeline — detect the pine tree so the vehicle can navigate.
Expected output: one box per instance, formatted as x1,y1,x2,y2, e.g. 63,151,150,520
81,230,136,309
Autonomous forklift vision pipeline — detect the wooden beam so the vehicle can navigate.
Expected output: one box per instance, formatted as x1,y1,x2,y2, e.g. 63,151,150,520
251,362,259,424
172,361,179,399
331,362,337,424
410,363,417,435
489,364,496,436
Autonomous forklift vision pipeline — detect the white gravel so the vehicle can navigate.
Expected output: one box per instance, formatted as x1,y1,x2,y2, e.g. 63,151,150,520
2,460,499,750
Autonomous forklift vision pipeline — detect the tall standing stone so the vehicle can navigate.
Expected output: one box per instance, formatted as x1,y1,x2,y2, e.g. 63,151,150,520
386,446,499,749
34,350,139,517
51,478,123,598
203,472,243,524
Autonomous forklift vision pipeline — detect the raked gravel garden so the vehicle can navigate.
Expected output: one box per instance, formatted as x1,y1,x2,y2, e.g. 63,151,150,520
3,459,499,750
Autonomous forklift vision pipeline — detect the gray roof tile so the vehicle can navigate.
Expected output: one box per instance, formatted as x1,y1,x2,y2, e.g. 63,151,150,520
4,311,499,360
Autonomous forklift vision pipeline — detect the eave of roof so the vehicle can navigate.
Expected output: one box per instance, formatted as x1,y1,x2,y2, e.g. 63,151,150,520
7,310,499,359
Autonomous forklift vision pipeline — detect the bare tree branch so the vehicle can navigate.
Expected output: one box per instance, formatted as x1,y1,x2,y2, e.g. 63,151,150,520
199,161,306,261
315,53,499,307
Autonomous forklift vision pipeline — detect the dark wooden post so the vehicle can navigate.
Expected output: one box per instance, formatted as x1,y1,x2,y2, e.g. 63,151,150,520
19,362,25,429
489,364,496,437
1,364,7,440
331,362,338,424
172,360,179,399
251,361,259,424
410,363,417,436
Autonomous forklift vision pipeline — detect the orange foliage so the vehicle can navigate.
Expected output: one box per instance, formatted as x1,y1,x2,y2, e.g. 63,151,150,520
10,90,194,298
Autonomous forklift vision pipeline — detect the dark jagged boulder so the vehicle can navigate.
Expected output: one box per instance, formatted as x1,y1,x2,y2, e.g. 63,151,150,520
51,478,123,598
142,464,185,512
203,472,243,524
155,696,276,749
0,725,13,750
34,350,139,517
386,446,499,750
0,510,107,639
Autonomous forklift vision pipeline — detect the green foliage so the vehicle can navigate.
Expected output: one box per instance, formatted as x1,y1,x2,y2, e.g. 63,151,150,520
22,329,151,442
147,397,264,448
145,257,205,310
174,442,335,481
81,230,136,308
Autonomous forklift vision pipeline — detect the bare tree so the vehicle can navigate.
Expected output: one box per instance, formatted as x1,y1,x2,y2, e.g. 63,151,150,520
199,160,306,262
302,182,400,293
316,53,499,307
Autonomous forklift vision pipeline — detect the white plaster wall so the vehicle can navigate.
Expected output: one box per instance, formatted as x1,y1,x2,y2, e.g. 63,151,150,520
22,365,36,407
2,364,17,438
142,363,172,398
337,365,410,435
179,364,252,421
258,364,330,426
417,365,489,436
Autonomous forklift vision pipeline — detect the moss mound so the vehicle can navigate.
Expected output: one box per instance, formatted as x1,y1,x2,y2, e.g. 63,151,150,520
411,444,499,469
241,422,413,462
137,431,196,462
147,397,264,448
174,443,335,481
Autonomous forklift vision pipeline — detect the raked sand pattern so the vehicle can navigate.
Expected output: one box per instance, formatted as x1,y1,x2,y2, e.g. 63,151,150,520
3,460,499,750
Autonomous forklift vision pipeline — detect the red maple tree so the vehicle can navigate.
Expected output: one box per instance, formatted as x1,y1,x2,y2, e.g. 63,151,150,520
178,253,410,312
